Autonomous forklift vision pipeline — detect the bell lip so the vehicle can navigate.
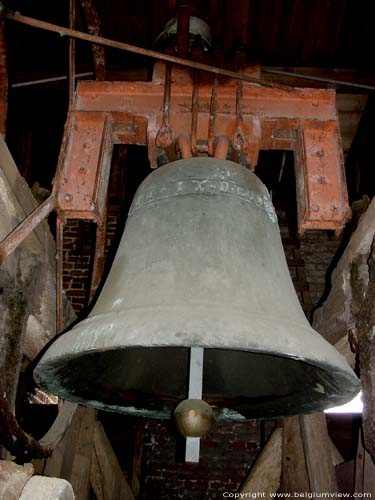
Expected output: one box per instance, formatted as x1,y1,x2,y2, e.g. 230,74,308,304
34,306,360,419
34,345,360,420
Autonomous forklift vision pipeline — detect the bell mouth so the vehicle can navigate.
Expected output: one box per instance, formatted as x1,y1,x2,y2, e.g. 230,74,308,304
34,346,359,420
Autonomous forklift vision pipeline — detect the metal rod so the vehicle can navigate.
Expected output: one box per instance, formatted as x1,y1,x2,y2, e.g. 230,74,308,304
207,75,218,157
231,79,247,156
262,68,375,91
0,3,8,136
155,63,173,149
56,217,64,335
177,133,192,159
4,11,293,91
0,194,55,266
89,203,108,302
185,347,204,463
11,71,94,88
191,69,199,155
69,0,75,105
214,135,229,160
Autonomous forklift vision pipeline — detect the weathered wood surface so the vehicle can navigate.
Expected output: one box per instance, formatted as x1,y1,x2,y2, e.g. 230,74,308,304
40,402,78,450
240,427,283,497
313,197,375,347
279,417,310,493
330,437,344,466
355,245,375,460
300,413,338,493
314,197,375,460
90,421,135,500
44,406,96,500
19,475,75,500
0,135,75,460
0,461,34,500
355,428,375,494
0,134,75,363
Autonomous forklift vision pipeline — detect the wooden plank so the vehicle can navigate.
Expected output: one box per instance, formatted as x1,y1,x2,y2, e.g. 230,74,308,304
313,197,375,346
62,407,95,500
354,432,364,493
0,134,54,262
44,407,96,500
279,416,310,493
353,427,375,494
90,421,135,500
0,135,76,365
330,437,344,466
240,427,283,497
39,401,78,450
336,95,368,113
300,414,338,493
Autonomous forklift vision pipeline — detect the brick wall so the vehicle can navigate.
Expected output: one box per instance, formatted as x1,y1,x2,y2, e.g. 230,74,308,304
61,212,121,316
141,420,275,499
61,210,340,499
300,230,342,313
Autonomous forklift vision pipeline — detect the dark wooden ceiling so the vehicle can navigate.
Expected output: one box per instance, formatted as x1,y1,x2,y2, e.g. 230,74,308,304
6,0,375,84
4,0,375,204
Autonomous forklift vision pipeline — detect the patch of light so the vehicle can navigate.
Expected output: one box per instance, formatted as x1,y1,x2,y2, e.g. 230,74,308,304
325,391,363,414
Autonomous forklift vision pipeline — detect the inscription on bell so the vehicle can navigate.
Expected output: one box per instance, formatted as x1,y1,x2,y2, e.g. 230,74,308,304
129,177,277,223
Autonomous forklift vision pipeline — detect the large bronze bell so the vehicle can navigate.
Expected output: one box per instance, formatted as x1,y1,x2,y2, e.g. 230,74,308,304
35,158,359,422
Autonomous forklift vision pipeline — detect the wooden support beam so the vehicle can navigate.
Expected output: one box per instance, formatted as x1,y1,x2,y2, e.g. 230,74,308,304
330,437,344,467
240,427,283,497
355,428,375,494
313,197,375,348
314,198,375,461
279,417,310,493
345,96,375,200
90,421,135,500
300,414,338,493
44,407,96,500
355,243,375,460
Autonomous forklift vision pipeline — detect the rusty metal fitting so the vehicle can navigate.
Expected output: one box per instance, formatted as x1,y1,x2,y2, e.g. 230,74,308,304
231,78,248,155
177,134,192,159
348,327,359,354
214,135,229,160
155,123,174,149
155,63,174,149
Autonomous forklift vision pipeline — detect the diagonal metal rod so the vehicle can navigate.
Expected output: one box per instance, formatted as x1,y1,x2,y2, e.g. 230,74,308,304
4,11,293,91
262,68,375,91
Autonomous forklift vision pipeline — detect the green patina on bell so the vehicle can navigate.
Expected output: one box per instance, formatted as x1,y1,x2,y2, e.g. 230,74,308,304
34,158,360,420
